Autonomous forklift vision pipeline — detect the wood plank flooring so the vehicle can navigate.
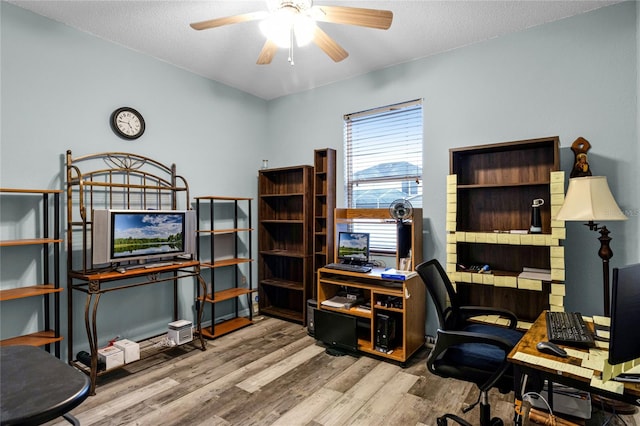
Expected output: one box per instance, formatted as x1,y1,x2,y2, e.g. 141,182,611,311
46,317,639,426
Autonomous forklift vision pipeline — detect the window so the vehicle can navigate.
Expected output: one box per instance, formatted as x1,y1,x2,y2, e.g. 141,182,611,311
344,99,423,252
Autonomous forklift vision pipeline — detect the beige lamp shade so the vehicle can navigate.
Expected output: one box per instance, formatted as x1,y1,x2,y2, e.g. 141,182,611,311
555,176,627,222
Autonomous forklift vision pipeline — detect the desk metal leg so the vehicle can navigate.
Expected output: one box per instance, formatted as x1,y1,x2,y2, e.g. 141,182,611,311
514,366,528,426
195,273,207,350
63,412,80,425
85,290,102,396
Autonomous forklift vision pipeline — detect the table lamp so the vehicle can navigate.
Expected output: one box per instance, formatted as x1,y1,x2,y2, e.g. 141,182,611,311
555,176,627,316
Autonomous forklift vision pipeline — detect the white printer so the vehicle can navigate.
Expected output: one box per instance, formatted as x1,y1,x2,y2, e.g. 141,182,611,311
168,319,193,345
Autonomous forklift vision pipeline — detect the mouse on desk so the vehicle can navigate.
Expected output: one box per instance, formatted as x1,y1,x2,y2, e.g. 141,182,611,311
536,341,568,358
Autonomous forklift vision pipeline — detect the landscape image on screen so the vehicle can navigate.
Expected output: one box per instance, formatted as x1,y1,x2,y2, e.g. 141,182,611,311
112,212,184,258
338,232,369,261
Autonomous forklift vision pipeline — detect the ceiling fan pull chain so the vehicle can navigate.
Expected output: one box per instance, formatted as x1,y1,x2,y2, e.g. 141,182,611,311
288,27,295,65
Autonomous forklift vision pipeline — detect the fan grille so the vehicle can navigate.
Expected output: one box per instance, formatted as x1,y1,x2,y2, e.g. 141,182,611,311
389,199,413,220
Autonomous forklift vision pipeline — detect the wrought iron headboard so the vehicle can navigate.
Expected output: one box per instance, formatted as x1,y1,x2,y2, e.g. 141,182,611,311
66,150,190,273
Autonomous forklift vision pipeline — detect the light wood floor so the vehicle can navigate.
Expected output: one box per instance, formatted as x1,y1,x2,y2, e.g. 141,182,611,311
47,317,638,426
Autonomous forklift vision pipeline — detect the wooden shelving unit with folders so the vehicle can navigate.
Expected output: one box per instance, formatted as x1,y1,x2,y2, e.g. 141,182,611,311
0,188,63,356
446,137,566,328
195,196,254,338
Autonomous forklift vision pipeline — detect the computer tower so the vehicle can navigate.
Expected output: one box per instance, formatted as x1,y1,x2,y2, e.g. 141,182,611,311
375,313,396,353
307,299,317,336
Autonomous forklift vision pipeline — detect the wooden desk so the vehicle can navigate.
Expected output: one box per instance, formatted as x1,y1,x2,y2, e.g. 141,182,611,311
1,346,90,425
68,261,207,395
317,267,426,364
508,312,640,424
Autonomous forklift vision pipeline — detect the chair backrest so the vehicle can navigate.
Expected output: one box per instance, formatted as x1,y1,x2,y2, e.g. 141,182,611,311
416,259,461,330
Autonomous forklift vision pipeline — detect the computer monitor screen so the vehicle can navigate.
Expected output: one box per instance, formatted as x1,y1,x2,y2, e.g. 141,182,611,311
337,232,370,264
608,263,640,365
314,308,358,356
92,209,196,266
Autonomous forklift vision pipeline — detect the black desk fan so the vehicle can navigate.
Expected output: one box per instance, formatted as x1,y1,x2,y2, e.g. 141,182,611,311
389,198,413,222
389,199,413,270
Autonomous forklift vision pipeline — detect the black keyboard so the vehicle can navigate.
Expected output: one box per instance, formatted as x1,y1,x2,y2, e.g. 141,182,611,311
324,263,372,273
546,311,595,348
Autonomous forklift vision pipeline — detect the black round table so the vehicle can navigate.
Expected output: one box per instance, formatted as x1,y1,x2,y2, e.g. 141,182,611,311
1,346,90,425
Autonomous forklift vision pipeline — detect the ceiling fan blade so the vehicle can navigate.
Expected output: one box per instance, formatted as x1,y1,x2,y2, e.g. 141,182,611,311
313,26,348,62
311,5,393,30
256,39,278,65
190,11,268,31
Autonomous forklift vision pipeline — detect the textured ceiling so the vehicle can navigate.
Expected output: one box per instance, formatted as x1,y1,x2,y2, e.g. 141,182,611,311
8,1,622,100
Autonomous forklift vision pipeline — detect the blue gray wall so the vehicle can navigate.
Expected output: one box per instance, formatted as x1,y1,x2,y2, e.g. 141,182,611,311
266,1,639,330
1,1,638,358
0,2,268,358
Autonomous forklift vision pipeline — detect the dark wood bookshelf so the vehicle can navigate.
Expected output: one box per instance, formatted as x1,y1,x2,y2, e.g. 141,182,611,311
447,137,565,324
258,165,313,324
313,149,336,288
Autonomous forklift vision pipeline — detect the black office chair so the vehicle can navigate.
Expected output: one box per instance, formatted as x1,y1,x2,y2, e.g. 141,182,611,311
416,259,524,426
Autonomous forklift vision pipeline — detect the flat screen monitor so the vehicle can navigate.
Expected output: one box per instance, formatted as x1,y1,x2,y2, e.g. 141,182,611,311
314,308,358,356
337,232,370,264
608,263,640,365
92,209,196,266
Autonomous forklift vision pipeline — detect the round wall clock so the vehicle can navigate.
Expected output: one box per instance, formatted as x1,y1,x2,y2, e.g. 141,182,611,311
110,107,145,140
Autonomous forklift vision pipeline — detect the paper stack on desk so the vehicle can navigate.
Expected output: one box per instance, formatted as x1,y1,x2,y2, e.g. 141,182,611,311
518,267,551,281
321,295,362,309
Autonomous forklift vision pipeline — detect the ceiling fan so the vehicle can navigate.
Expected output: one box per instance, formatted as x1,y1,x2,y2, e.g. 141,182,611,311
190,1,393,65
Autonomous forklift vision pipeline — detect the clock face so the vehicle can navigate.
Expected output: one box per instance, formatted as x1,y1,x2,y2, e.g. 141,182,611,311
110,107,145,140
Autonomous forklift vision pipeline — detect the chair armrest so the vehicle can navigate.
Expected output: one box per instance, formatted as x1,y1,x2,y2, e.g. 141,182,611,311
459,305,519,329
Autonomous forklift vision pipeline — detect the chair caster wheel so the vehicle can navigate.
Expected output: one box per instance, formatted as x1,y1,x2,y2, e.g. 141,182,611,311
490,418,504,426
437,417,448,426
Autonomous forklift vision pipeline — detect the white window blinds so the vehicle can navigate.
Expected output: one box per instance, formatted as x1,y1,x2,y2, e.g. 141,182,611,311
344,99,423,252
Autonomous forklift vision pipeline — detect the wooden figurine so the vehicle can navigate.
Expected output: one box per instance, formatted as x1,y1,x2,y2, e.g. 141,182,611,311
570,137,593,178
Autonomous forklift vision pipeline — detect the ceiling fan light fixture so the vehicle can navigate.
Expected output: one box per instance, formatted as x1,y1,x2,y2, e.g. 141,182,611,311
293,15,316,46
259,8,316,48
265,0,313,13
